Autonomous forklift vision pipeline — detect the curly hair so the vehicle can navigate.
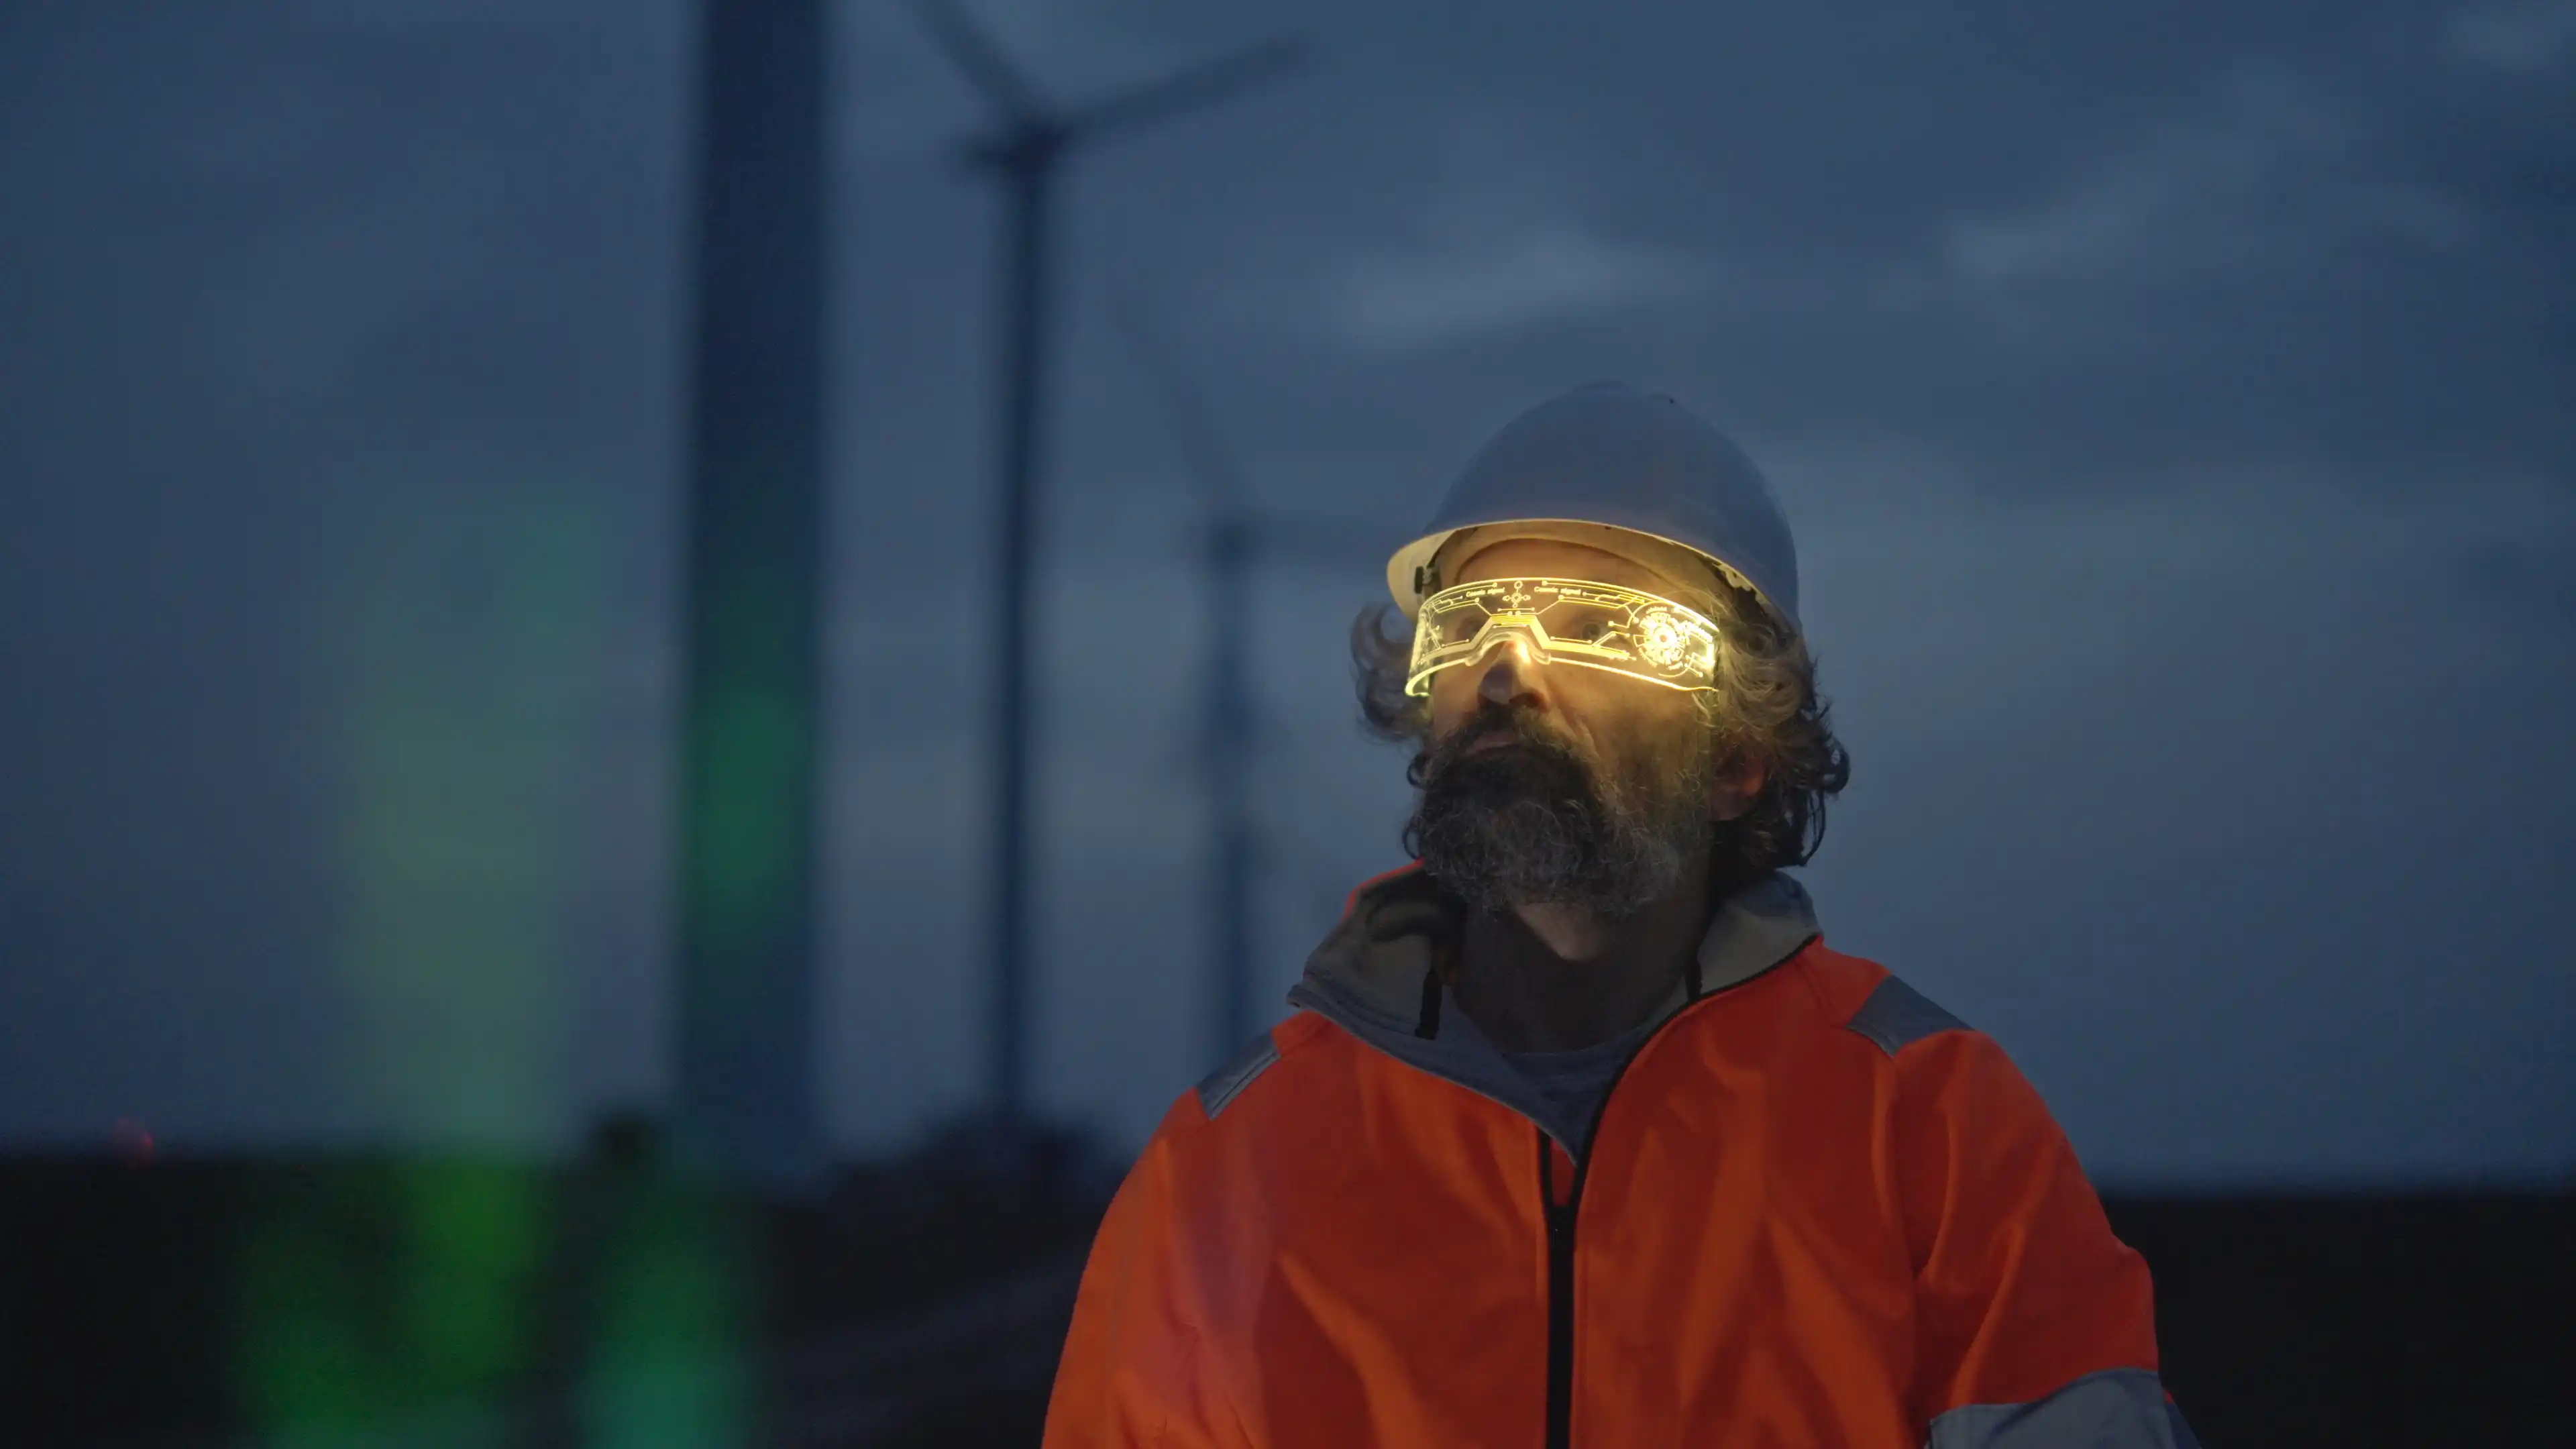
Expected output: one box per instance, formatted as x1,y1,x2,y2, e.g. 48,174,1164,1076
1350,574,1851,888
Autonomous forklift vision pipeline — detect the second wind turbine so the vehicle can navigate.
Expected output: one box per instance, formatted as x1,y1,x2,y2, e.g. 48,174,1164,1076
909,1,1308,1136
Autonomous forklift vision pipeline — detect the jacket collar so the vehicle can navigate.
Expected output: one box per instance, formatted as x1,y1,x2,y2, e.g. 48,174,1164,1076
1284,865,1822,1150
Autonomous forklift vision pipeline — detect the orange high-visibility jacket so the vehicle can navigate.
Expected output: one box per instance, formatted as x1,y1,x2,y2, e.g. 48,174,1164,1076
1044,868,2201,1448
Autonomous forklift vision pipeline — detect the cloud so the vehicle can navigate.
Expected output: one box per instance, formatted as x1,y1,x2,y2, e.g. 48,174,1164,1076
1936,68,2477,294
2445,1,2576,72
1331,222,1715,352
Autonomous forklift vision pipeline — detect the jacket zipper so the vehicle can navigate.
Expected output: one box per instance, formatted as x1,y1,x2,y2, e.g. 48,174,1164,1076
1537,967,1756,1449
1542,1135,1578,1449
1293,910,1817,1448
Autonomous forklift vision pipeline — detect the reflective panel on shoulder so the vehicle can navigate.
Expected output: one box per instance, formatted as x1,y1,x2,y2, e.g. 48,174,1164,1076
1844,972,1970,1057
1929,1368,2200,1449
1194,1030,1281,1121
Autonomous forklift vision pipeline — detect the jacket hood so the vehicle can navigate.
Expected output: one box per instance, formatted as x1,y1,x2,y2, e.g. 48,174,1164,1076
1284,865,1821,1150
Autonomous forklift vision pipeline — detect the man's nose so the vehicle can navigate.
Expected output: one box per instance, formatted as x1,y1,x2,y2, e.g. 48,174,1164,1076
1474,635,1546,707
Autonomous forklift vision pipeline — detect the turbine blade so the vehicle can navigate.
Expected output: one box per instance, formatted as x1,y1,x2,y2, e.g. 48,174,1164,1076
1104,274,1246,513
905,0,1048,121
1106,277,1387,567
1065,36,1309,138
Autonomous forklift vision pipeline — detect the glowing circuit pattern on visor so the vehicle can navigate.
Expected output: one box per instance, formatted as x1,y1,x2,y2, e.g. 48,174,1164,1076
1405,577,1722,697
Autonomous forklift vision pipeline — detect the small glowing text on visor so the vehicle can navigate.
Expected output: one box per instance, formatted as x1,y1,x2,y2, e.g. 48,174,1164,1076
1406,577,1721,697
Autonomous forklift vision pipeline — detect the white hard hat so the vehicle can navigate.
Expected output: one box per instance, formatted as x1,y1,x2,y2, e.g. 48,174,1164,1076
1385,382,1801,634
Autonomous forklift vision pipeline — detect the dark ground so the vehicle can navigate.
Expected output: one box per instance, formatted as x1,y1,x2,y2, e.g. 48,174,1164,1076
2104,1191,2574,1446
4,1124,2567,1446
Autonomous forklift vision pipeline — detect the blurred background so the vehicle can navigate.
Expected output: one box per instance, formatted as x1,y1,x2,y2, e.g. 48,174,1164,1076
3,0,2571,1444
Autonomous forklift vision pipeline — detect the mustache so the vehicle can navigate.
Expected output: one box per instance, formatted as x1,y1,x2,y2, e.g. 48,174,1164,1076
1426,701,1589,774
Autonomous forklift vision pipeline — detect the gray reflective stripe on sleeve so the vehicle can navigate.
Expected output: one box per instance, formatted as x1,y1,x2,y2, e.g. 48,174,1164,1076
1928,1368,2195,1449
1194,1031,1280,1120
1845,973,1969,1057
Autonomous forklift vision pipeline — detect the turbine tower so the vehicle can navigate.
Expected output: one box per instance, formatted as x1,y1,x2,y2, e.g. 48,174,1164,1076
1107,283,1379,1070
908,1,1307,1134
673,0,827,1188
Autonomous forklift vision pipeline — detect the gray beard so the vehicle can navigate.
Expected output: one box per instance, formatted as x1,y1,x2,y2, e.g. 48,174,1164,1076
1409,719,1712,919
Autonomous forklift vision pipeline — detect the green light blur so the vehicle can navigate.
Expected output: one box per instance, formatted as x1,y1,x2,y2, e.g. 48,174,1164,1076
390,1161,548,1404
233,1161,548,1438
577,1181,753,1449
337,491,602,1135
237,1199,377,1440
683,573,812,974
232,488,750,1446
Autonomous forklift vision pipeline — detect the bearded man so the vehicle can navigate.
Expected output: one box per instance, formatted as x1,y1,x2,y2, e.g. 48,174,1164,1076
1043,382,2200,1448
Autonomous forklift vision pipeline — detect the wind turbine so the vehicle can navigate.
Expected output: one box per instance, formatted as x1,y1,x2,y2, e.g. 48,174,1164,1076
1106,281,1383,1071
672,0,827,1188
906,1,1309,1136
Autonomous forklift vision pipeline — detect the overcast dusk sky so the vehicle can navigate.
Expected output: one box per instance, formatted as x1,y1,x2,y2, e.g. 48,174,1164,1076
3,0,2571,1187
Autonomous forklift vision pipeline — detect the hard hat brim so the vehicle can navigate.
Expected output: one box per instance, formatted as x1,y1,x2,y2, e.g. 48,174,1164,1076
1385,518,1757,622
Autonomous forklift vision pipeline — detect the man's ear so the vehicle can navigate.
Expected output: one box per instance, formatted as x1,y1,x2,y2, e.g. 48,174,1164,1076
1709,755,1766,822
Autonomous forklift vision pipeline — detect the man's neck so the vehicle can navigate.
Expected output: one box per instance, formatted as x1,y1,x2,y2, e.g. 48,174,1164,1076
1450,863,1715,1055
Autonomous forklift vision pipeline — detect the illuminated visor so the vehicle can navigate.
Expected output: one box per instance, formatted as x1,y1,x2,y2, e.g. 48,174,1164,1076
1406,576,1722,697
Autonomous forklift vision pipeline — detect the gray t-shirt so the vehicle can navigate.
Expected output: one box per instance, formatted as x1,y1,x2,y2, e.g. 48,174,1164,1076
1500,1017,1658,1155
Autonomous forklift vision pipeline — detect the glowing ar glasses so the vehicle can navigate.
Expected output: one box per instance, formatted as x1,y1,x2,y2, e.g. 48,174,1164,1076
1405,577,1723,698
